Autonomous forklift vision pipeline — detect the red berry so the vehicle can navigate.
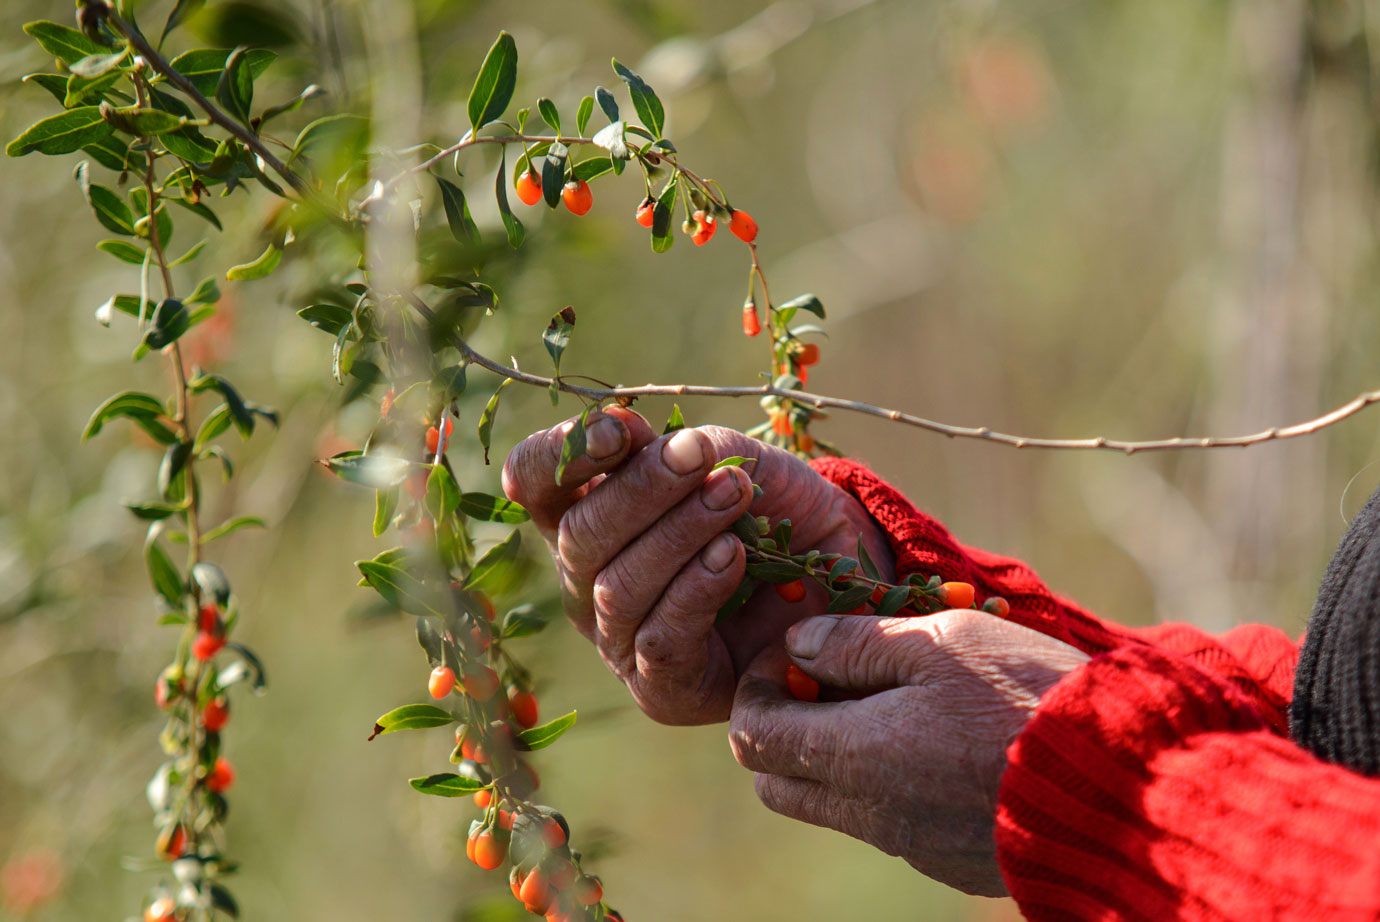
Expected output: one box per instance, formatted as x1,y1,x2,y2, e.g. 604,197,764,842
465,831,477,864
785,663,820,702
498,808,515,830
510,866,526,900
205,757,235,793
428,665,457,699
562,179,593,216
509,690,539,729
690,210,717,245
155,667,183,710
145,896,177,922
521,869,553,914
426,416,452,455
472,829,506,870
191,631,224,662
541,816,567,849
982,596,1011,617
476,593,497,622
771,411,793,437
938,581,976,610
473,788,492,808
797,343,820,366
158,824,187,860
574,876,603,907
197,603,220,634
547,856,576,890
742,302,761,337
729,208,758,243
202,696,229,733
379,388,396,420
635,198,656,227
463,664,501,702
774,579,806,603
515,169,542,206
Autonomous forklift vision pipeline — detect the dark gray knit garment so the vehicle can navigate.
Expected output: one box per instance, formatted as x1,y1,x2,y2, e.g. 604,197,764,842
1291,483,1380,776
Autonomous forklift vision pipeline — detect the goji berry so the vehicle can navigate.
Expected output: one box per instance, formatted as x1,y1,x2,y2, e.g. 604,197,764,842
728,208,758,243
774,579,806,603
541,815,567,849
191,631,224,662
691,210,716,245
562,179,593,216
635,197,656,227
145,896,176,922
203,696,229,732
428,665,457,699
785,663,820,702
205,757,235,793
463,664,501,702
509,690,539,729
520,868,553,914
982,595,1011,617
574,876,603,906
472,829,506,870
515,169,542,206
742,301,761,337
797,343,820,366
938,581,975,610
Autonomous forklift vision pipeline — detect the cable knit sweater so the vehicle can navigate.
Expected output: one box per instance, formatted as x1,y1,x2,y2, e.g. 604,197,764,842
811,457,1380,921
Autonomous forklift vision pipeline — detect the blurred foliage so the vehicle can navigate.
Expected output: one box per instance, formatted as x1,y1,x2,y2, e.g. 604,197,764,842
3,0,1380,920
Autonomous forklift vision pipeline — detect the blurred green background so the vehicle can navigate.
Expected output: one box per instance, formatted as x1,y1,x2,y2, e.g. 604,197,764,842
3,0,1379,919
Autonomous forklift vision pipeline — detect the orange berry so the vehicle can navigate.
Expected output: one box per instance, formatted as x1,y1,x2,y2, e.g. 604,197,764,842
521,869,553,914
473,788,492,808
774,579,806,603
158,824,187,860
205,757,235,793
562,179,593,216
463,664,501,702
938,581,976,610
785,663,820,702
498,808,515,830
202,696,229,733
379,388,396,420
742,302,761,337
574,876,603,907
797,343,820,366
771,411,793,437
428,665,457,699
466,832,477,863
634,198,656,227
404,470,428,502
510,866,526,900
982,596,1011,617
472,829,507,870
547,856,577,890
515,169,542,206
426,417,453,455
197,603,220,634
729,208,758,242
191,631,224,662
691,210,717,245
510,690,539,729
145,896,177,922
541,816,567,849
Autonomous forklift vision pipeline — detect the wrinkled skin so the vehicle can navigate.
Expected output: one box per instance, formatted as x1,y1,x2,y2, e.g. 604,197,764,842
501,407,894,725
730,610,1090,896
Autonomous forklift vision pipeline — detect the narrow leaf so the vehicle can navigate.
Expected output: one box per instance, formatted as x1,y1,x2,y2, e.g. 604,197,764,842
410,773,485,797
83,391,167,439
856,537,880,581
6,107,110,157
424,465,461,521
477,377,512,464
873,586,911,618
324,453,412,489
168,48,277,97
370,704,454,740
226,243,281,281
462,530,521,592
97,239,147,264
373,487,398,537
612,59,665,137
595,85,620,122
145,542,184,607
436,176,480,247
543,306,576,372
467,32,518,131
458,493,529,524
777,293,826,319
554,405,593,486
537,97,561,133
516,710,577,751
827,584,873,614
494,149,524,248
23,21,104,66
357,560,440,616
576,95,594,135
201,516,266,543
663,404,686,434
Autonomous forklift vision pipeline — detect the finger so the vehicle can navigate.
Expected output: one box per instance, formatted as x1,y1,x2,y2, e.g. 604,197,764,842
754,773,862,840
501,407,657,536
783,614,945,692
556,428,717,578
592,465,753,658
601,532,747,725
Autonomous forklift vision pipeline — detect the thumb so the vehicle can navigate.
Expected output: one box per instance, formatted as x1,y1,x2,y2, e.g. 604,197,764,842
784,615,940,691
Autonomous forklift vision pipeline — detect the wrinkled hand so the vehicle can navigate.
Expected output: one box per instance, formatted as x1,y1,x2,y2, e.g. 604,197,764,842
502,407,893,725
730,609,1090,896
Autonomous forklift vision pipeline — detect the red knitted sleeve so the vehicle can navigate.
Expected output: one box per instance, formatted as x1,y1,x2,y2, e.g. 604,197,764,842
810,457,1300,732
996,646,1380,921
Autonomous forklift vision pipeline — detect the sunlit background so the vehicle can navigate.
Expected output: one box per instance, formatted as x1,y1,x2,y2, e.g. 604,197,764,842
3,0,1380,919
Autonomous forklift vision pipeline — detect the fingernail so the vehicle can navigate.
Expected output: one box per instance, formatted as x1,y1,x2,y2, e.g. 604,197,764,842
701,468,743,511
701,533,737,573
585,417,624,460
661,429,705,475
786,616,843,659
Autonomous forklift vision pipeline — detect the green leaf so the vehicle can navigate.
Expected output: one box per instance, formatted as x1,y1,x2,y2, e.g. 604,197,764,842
185,278,221,306
158,441,192,498
554,405,593,486
436,365,467,404
22,73,68,105
209,884,238,920
189,373,258,438
169,240,206,267
217,643,268,692
160,127,219,163
65,69,121,108
873,585,911,618
436,176,480,248
467,32,518,132
716,573,758,622
492,148,524,248
415,614,444,666
712,456,750,471
777,293,826,320
827,584,873,614
595,85,619,122
516,710,576,751
83,391,168,440
123,500,183,521
369,704,454,740
7,107,111,157
170,197,223,231
856,536,880,581
297,303,351,335
576,95,594,135
128,188,173,249
141,299,191,351
571,157,613,183
226,243,281,280
76,162,134,234
651,173,678,253
746,560,805,583
201,516,266,543
215,46,254,125
373,486,398,537
357,560,439,616
828,557,858,583
663,404,686,434
161,0,207,46
194,404,232,451
259,84,322,126
409,773,485,797
145,541,184,607
462,530,521,592
23,21,104,66
81,134,131,171
324,453,412,489
69,48,130,79
458,493,529,524
541,141,568,208
500,604,546,639
290,114,368,163
543,306,576,373
424,464,461,520
477,377,512,464
97,239,147,264
537,97,561,133
168,48,278,97
192,562,231,607
612,59,665,138
118,107,184,136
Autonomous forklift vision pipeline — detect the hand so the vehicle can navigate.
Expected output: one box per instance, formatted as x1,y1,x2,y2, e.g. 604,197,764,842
501,407,894,725
729,609,1090,896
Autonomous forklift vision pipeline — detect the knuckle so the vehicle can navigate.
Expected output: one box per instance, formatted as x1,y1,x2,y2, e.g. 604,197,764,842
591,564,642,624
556,502,599,573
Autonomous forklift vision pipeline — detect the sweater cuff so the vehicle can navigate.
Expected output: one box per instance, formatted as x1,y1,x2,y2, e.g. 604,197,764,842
997,646,1380,920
